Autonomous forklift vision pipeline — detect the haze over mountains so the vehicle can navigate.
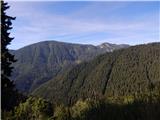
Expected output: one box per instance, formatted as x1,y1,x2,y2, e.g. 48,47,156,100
11,41,129,93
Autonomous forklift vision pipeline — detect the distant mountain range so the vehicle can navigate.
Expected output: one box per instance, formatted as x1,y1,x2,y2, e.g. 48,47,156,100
11,41,129,93
32,43,160,105
98,42,129,52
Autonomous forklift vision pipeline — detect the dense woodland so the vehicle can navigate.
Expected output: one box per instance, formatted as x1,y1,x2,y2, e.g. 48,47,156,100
2,95,160,120
33,43,160,105
1,1,160,120
3,43,160,120
11,41,128,94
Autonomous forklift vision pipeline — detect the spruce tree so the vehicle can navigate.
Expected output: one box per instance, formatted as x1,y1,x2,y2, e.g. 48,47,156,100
1,1,21,111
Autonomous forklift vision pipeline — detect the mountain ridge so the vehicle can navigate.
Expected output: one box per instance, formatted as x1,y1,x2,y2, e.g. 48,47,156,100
32,42,160,105
12,40,130,50
11,40,129,93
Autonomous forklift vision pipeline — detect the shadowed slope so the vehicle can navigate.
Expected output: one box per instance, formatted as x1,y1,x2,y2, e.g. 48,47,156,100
12,41,128,93
33,43,160,105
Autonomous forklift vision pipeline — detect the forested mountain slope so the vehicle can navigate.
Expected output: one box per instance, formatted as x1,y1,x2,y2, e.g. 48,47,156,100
33,43,160,105
11,41,128,93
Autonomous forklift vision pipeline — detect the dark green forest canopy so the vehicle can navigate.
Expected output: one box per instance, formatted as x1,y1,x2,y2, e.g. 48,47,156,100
11,41,128,93
1,1,24,111
32,43,160,105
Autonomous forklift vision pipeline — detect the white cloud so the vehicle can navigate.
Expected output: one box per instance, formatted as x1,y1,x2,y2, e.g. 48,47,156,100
7,1,159,49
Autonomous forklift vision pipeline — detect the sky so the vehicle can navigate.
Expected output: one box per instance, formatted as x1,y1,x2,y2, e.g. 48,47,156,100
6,1,160,49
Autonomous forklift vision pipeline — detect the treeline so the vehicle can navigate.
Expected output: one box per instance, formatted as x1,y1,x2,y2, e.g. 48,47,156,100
2,94,160,120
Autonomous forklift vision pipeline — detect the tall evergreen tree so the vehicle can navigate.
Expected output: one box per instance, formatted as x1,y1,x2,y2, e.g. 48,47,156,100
1,1,22,111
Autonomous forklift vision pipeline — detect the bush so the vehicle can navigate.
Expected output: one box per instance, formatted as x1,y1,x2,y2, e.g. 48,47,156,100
54,105,71,120
14,97,53,120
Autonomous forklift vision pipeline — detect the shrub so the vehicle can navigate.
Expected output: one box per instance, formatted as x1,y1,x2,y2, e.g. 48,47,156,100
14,97,53,120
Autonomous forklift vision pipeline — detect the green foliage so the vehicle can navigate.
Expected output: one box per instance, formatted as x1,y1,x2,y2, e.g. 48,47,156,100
2,111,14,120
1,1,25,111
71,99,104,120
54,105,71,120
11,41,128,93
71,99,90,119
52,97,160,120
33,43,160,105
13,97,53,120
3,94,160,120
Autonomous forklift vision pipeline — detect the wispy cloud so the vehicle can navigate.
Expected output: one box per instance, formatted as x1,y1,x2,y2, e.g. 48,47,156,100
6,1,160,49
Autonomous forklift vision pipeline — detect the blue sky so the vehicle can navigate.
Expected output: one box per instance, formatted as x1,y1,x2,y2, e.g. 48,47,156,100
6,1,160,49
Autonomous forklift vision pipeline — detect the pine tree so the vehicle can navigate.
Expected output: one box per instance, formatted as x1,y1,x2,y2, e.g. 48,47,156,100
1,1,23,111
